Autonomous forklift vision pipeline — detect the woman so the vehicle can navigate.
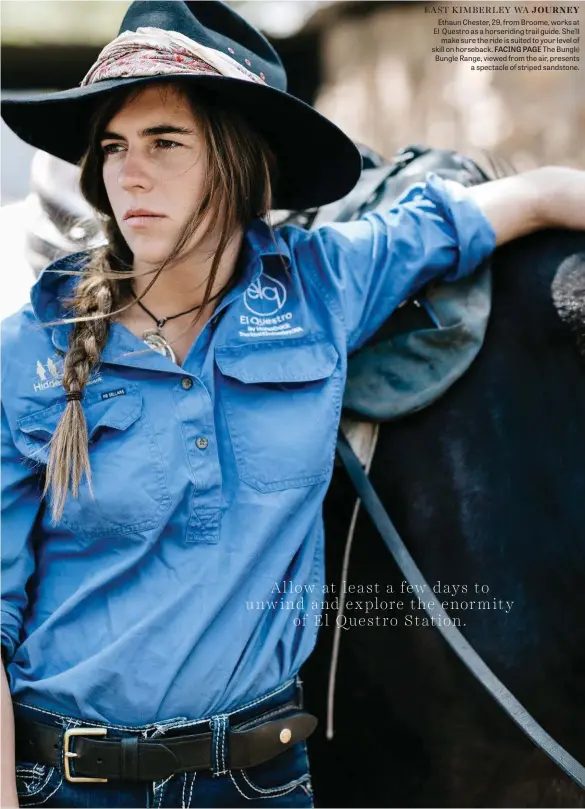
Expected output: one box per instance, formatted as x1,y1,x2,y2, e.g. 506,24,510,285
1,2,585,807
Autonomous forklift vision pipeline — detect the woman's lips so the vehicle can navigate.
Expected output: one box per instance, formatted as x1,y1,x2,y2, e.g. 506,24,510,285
124,214,166,228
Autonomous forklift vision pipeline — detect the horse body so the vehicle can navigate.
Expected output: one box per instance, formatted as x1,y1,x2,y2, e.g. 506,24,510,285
303,230,585,807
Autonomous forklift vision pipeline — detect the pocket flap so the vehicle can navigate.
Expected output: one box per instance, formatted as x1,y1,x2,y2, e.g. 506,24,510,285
215,337,339,384
17,386,142,442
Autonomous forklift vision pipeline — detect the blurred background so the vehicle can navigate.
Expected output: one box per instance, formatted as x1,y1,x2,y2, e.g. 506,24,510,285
2,0,584,317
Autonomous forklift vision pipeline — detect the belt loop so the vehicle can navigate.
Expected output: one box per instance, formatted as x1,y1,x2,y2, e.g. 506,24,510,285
295,674,305,709
120,736,140,781
209,714,230,777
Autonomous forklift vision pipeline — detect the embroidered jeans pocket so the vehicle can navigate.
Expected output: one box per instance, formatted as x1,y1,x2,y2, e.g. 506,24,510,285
215,336,342,493
15,760,63,807
229,741,313,805
16,385,171,543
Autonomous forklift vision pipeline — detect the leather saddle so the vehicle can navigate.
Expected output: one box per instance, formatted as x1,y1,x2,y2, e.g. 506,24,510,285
278,144,493,423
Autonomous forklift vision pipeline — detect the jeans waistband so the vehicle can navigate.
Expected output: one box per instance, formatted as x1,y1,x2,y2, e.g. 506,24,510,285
13,675,304,740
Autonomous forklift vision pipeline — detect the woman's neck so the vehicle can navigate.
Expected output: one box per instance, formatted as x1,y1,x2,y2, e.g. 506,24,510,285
112,228,244,364
131,230,243,317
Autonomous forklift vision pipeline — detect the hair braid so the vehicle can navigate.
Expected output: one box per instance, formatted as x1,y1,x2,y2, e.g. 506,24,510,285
43,257,116,523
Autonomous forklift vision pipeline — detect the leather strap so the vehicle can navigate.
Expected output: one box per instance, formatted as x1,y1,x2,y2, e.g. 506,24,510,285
15,709,317,782
336,430,585,791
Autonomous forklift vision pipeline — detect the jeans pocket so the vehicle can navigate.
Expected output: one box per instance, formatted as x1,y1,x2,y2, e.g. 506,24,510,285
15,761,63,807
229,741,313,803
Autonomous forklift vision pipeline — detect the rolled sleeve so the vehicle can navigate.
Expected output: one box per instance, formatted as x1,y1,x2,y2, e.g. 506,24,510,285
422,172,496,280
1,402,40,664
296,171,496,353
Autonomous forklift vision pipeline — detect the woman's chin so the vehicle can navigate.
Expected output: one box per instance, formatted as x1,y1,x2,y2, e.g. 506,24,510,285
128,243,175,269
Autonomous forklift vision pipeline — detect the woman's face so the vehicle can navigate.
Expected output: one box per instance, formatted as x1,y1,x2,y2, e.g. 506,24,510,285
101,84,208,268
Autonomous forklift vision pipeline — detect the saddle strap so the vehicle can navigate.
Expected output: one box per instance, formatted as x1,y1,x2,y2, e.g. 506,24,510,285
336,431,585,791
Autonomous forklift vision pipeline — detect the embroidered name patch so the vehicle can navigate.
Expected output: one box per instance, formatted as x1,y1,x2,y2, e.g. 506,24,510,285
101,388,126,400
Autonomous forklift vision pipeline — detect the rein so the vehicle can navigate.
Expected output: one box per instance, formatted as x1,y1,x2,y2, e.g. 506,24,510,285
335,430,585,791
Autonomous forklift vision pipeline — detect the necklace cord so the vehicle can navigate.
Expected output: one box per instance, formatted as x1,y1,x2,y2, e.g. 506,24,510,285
136,287,225,329
131,265,241,351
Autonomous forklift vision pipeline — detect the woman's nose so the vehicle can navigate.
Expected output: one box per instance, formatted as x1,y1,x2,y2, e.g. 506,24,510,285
117,149,153,191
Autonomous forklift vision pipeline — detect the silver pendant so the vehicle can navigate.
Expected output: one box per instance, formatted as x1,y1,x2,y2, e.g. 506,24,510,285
142,328,177,364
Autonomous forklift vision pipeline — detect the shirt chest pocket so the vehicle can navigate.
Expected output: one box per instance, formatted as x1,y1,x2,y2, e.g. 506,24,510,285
16,386,171,543
215,337,342,493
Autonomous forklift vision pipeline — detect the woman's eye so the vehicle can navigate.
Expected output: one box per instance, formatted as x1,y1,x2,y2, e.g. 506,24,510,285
101,143,123,155
100,140,180,156
155,139,180,150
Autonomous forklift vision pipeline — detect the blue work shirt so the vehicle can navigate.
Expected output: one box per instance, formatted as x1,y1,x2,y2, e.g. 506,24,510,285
1,174,496,726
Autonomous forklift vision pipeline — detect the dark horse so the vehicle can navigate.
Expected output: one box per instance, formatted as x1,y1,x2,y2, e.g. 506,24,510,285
302,227,585,807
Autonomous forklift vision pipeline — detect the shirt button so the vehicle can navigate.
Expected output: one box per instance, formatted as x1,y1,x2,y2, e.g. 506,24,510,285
181,377,193,390
196,437,209,450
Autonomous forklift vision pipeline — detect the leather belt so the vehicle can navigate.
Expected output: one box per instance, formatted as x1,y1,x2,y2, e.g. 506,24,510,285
15,707,318,783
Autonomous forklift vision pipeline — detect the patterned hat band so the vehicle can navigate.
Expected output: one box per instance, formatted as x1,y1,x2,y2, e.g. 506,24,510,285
81,26,267,87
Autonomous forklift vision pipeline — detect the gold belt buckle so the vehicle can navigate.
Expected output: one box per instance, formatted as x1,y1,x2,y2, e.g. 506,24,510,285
63,727,108,783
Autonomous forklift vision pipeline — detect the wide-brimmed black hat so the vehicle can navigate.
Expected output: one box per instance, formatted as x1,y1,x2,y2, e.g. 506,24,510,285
1,1,361,210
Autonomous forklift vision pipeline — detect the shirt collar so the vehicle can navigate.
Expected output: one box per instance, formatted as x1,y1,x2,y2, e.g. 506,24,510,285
30,250,90,324
30,217,291,327
241,216,291,267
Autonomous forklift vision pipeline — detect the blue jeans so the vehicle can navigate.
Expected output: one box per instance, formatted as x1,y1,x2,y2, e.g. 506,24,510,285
13,677,314,808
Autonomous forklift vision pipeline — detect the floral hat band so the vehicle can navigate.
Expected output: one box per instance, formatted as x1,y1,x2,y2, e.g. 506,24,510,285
81,27,267,87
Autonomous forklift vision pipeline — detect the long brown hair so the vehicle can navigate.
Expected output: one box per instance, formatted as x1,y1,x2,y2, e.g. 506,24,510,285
43,80,277,523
